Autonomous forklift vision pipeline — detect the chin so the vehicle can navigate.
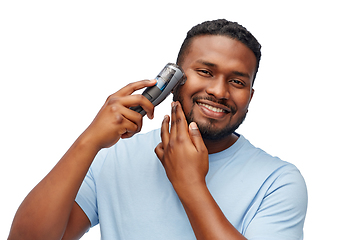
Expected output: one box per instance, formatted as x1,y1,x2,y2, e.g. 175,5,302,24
191,112,247,141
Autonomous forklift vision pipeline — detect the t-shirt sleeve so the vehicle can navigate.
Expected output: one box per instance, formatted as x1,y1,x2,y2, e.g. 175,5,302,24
75,149,108,227
75,166,99,227
245,165,308,240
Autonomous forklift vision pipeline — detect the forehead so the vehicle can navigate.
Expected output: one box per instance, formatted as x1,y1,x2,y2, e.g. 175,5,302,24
183,35,257,80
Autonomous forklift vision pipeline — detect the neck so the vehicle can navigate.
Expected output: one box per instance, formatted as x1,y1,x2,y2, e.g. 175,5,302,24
204,133,239,154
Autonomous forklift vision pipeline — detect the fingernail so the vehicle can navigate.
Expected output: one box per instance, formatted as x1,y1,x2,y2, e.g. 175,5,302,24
189,122,198,130
171,102,177,111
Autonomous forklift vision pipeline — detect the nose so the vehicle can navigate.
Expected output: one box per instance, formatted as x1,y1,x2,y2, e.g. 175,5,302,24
205,78,230,100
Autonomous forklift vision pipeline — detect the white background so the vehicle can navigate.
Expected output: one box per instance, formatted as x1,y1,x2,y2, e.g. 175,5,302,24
1,0,359,239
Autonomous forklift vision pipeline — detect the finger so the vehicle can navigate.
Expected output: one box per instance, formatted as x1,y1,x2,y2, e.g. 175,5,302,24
120,131,135,139
119,118,141,138
173,101,188,135
154,142,165,163
116,94,155,119
169,101,180,137
189,122,207,153
110,103,143,133
115,79,157,97
117,113,142,138
160,115,170,147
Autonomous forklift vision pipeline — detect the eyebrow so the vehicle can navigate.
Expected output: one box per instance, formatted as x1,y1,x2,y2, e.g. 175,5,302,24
196,59,251,79
196,60,216,68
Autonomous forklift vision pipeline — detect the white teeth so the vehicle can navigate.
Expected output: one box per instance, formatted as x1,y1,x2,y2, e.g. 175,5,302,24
198,103,225,113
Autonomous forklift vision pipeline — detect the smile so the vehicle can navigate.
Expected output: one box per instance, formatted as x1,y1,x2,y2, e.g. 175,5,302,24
197,103,226,113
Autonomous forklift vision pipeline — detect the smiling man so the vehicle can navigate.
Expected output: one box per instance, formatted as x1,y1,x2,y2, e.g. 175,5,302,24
173,34,256,152
8,19,307,240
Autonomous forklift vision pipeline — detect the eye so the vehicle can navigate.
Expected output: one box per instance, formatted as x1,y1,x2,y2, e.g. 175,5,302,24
230,79,246,88
197,69,213,77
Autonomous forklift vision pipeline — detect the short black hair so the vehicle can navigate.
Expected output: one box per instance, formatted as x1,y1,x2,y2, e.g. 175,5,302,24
176,19,262,85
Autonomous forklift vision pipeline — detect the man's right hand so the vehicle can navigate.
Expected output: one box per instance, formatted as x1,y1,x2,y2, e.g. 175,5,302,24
81,79,157,150
7,79,157,240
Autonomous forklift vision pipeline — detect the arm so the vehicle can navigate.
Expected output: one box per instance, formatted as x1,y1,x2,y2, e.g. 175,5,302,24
8,80,156,240
155,102,247,240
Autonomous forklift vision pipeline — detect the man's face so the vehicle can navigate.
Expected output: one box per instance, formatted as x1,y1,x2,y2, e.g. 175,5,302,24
174,35,257,140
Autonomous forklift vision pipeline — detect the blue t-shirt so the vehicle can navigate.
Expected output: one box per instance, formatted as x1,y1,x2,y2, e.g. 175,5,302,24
76,129,307,240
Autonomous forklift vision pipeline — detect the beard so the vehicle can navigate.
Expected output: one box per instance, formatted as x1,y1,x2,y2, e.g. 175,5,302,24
186,107,247,141
173,88,247,141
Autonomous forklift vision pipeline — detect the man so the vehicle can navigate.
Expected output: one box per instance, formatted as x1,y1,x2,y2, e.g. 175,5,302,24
8,19,307,240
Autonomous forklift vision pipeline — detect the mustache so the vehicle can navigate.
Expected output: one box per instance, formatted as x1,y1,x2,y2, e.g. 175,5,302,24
192,96,236,114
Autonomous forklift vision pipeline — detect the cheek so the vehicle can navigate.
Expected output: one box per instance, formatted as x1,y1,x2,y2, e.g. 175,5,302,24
232,92,252,112
178,76,204,101
174,84,195,114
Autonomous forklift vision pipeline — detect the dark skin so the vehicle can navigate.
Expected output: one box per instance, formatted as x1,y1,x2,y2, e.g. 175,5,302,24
8,35,256,240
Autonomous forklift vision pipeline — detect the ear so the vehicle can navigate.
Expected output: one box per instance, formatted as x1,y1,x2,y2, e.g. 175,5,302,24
250,88,255,101
246,88,255,114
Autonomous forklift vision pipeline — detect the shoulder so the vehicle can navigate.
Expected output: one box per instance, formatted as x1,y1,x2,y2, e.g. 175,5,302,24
240,135,306,189
89,128,161,176
220,135,294,172
226,135,307,207
235,136,307,239
240,135,308,218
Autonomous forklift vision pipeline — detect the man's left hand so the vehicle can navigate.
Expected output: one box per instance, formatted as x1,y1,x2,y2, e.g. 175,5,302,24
155,101,209,194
